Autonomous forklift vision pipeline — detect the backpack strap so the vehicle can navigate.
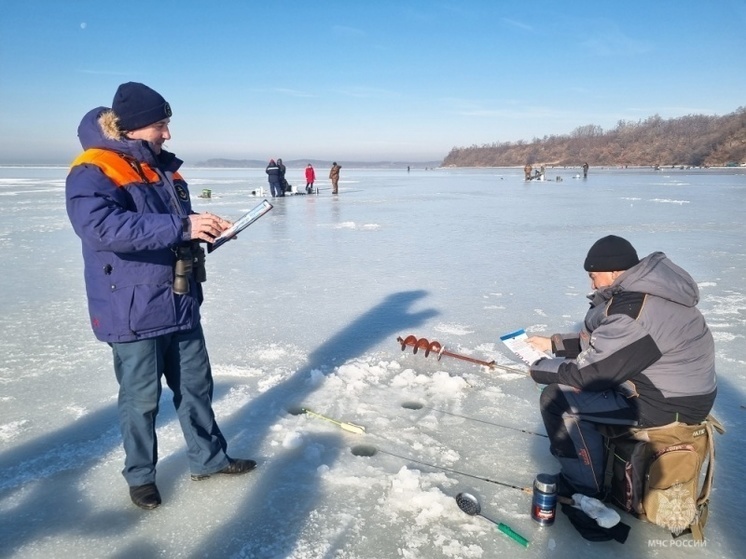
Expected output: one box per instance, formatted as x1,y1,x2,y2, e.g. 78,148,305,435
696,415,725,506
690,415,724,541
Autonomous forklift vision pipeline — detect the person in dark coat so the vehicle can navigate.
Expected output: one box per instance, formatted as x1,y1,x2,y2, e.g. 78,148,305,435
65,82,257,510
266,159,283,197
277,158,290,193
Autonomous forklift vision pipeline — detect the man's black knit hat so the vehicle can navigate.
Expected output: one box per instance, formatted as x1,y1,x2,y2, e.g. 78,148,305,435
112,82,172,131
584,235,639,272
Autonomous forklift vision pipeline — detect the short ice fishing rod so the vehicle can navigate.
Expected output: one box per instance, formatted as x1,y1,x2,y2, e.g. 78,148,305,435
288,406,366,435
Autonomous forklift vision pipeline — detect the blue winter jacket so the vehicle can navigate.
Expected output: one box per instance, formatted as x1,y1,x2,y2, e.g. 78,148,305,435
265,161,282,185
66,107,201,343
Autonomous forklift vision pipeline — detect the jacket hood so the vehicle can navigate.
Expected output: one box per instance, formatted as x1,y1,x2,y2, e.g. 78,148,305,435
77,107,122,152
612,251,700,307
76,106,181,171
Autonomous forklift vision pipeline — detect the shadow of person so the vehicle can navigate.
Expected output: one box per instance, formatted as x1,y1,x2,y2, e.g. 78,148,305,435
0,382,239,556
224,289,438,445
184,432,343,558
185,289,438,555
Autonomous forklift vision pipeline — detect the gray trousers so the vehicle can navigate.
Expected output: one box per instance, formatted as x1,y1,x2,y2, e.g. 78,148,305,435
539,383,639,497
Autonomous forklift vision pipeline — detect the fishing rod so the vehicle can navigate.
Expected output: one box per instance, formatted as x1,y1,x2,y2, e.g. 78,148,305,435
396,335,528,375
350,445,588,510
287,407,535,491
290,408,618,529
289,400,547,440
287,406,366,435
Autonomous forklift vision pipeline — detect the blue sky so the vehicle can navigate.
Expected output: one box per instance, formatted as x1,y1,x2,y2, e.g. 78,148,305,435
1,0,744,164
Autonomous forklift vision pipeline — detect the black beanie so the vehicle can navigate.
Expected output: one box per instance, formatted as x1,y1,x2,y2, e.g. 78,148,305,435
112,82,172,131
583,235,639,272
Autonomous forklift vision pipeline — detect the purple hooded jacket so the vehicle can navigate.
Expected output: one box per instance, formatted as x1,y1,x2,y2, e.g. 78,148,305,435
66,107,201,343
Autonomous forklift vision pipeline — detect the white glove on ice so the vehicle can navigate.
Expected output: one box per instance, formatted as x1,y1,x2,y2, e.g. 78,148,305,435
572,493,621,528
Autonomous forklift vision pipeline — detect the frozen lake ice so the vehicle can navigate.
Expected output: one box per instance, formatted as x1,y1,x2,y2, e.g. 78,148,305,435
1,165,744,558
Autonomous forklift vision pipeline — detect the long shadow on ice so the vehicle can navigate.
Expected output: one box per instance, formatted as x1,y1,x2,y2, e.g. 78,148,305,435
0,384,238,556
187,289,438,557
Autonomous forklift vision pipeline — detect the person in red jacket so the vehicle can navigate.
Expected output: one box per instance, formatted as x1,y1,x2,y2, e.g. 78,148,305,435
304,164,316,194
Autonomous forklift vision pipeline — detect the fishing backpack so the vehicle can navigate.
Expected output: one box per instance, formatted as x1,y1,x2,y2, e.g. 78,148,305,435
601,415,724,541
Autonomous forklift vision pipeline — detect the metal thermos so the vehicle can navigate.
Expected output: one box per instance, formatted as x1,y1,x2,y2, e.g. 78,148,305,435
531,473,557,526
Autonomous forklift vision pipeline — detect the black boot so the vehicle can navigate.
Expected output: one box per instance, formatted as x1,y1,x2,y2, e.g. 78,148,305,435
129,483,161,510
191,458,257,481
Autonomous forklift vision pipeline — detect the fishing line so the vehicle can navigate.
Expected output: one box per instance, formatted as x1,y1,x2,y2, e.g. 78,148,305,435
399,401,548,438
350,443,531,495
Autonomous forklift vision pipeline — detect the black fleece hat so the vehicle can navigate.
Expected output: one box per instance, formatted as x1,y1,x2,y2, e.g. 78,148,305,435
112,82,172,131
583,235,639,272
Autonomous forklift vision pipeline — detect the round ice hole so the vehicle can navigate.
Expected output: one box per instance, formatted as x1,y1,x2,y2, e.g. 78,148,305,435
286,405,305,416
401,401,424,410
351,445,378,457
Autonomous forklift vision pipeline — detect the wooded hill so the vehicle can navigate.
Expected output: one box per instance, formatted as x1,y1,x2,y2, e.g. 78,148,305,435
442,107,746,168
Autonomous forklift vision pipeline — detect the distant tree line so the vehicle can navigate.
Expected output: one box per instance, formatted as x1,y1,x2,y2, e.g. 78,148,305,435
442,107,746,168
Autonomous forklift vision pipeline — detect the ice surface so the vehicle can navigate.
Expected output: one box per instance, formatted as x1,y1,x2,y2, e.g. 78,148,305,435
1,166,745,558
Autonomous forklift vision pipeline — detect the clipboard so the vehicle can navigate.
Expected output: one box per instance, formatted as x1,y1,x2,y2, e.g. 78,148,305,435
207,199,273,253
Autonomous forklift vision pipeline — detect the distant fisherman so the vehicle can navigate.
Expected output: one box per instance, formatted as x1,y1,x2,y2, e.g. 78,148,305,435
266,158,283,197
329,161,342,194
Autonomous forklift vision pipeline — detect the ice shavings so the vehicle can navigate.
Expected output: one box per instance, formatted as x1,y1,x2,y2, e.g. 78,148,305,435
434,323,474,336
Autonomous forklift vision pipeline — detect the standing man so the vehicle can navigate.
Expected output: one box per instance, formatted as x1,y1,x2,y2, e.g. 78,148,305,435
582,162,589,178
304,163,316,194
329,161,342,194
266,158,283,197
66,82,256,511
277,158,289,194
526,235,717,499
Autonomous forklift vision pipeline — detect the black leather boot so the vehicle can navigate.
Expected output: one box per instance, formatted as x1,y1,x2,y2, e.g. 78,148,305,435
129,483,161,510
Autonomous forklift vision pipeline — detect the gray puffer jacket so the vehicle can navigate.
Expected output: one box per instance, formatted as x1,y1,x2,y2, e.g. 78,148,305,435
531,251,717,426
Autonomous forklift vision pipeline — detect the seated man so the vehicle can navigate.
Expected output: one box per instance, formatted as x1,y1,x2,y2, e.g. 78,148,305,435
527,235,717,498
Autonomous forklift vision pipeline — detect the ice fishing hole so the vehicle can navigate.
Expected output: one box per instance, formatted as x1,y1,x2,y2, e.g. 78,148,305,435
351,445,377,457
286,405,305,416
401,401,424,410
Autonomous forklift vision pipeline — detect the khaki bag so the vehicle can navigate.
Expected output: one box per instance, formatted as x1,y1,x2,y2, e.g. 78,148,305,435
602,415,724,541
